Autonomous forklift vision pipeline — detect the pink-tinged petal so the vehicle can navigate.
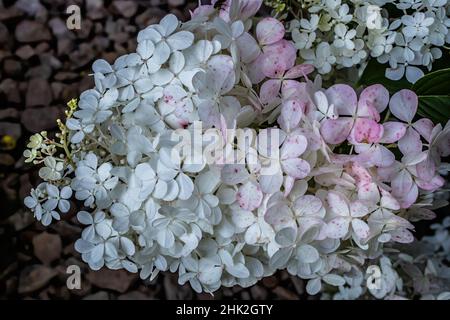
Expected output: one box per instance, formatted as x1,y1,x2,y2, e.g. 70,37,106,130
398,127,422,155
256,17,285,45
259,79,282,104
362,145,395,168
412,118,434,142
344,162,372,188
281,158,311,179
281,81,315,115
281,134,308,160
325,84,357,116
392,169,413,197
262,40,296,75
327,192,349,217
247,54,266,84
262,52,288,79
390,229,414,243
237,181,263,211
351,219,370,239
415,154,435,181
320,118,353,144
237,0,263,20
351,118,384,144
416,175,444,191
358,183,380,203
327,217,349,239
284,64,314,79
357,84,389,120
349,201,369,218
283,176,295,196
380,189,401,210
379,121,407,143
399,183,419,209
278,99,303,132
389,89,418,123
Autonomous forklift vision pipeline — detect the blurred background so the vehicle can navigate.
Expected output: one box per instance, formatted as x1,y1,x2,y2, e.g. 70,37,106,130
0,0,310,300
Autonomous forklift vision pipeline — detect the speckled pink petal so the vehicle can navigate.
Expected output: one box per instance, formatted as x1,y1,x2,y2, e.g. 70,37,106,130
412,118,434,142
256,17,285,45
351,219,370,239
327,192,349,217
320,118,353,144
349,201,369,218
281,134,308,160
379,122,407,143
262,40,296,77
259,79,282,104
352,118,384,144
389,89,418,123
261,52,288,79
390,229,414,243
357,84,389,120
281,158,310,179
237,181,263,211
325,84,357,116
278,99,304,132
284,64,314,79
398,127,422,155
327,217,349,239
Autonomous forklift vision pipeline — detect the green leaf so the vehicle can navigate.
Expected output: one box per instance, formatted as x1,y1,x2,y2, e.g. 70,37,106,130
412,68,450,124
357,59,411,93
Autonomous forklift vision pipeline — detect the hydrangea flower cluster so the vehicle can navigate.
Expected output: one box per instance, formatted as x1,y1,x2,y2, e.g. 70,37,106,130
285,0,450,82
24,0,450,298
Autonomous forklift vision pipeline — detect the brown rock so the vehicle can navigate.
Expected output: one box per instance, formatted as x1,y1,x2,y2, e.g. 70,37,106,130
0,121,21,139
3,59,22,76
273,286,299,300
262,276,278,288
0,153,15,166
16,45,35,60
25,78,52,107
0,108,19,120
32,231,62,265
0,79,21,103
86,269,137,293
113,1,138,18
21,106,62,132
0,22,8,44
15,20,51,43
18,265,57,294
86,0,107,20
0,6,23,21
83,291,110,300
168,0,185,7
8,209,35,231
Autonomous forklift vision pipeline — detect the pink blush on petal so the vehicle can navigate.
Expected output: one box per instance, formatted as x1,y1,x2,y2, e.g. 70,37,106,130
352,118,384,144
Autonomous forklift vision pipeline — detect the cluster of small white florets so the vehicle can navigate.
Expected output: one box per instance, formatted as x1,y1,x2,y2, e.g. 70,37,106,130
320,216,450,300
24,0,450,297
287,0,450,83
